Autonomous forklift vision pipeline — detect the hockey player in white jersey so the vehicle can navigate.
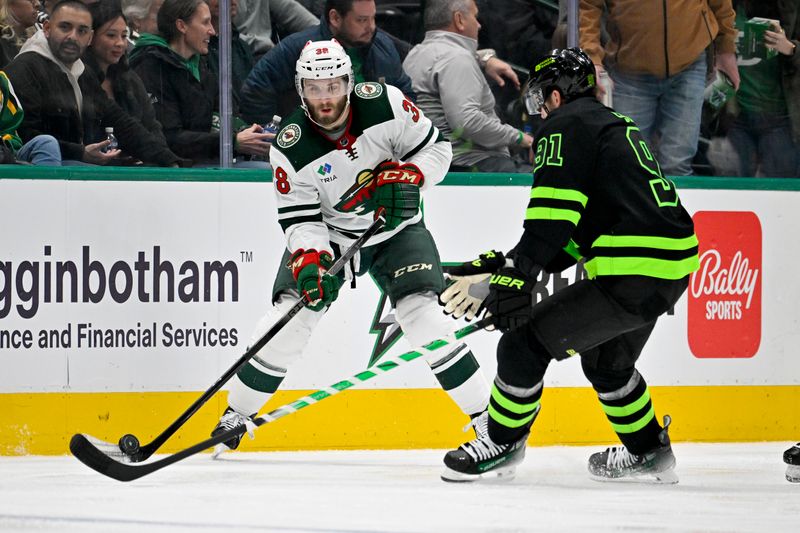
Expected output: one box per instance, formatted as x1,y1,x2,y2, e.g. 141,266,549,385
211,39,491,456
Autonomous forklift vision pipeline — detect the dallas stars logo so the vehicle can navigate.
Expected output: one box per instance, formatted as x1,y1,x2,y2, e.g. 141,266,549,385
367,288,404,365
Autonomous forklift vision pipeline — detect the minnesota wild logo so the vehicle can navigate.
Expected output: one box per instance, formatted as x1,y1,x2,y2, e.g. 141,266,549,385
355,82,383,99
333,167,378,214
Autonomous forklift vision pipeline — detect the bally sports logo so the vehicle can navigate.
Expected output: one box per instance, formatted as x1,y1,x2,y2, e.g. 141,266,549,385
688,211,761,358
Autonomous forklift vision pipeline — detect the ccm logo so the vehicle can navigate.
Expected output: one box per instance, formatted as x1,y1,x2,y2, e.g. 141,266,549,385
490,275,525,289
379,170,419,183
393,263,432,278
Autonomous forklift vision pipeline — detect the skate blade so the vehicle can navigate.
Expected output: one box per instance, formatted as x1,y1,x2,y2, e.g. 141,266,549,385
590,467,679,485
440,465,517,483
211,443,231,459
786,465,800,483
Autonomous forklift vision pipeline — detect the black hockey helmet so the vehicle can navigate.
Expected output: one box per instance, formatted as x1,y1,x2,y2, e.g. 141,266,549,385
523,48,596,115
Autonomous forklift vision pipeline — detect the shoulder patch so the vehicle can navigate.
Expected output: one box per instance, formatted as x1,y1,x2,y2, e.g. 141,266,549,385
354,82,383,99
277,124,301,149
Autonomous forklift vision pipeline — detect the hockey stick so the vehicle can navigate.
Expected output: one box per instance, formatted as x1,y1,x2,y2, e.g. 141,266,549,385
71,215,386,464
70,317,492,482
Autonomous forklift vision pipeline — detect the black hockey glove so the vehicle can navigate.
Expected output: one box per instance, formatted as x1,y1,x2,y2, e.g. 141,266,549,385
373,161,423,231
440,250,506,320
482,267,535,332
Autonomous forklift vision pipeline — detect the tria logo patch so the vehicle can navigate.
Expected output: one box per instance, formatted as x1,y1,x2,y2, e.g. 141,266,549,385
688,211,762,358
317,163,332,175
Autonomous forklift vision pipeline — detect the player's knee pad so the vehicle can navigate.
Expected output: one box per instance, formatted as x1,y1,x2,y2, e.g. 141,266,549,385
248,292,324,370
496,327,551,389
580,354,636,394
395,291,459,363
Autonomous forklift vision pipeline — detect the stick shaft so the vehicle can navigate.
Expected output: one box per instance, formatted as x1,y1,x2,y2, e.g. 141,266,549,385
70,318,490,481
133,217,385,460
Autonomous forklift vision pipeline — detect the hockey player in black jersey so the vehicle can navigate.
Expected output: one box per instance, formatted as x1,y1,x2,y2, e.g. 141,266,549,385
439,48,699,483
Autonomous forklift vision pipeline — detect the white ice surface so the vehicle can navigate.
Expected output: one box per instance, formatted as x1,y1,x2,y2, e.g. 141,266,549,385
0,443,797,532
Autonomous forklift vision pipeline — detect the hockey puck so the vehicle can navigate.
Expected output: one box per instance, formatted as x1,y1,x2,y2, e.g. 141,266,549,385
118,434,141,456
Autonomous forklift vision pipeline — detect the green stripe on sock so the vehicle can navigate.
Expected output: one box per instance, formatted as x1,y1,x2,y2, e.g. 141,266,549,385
489,404,538,428
609,405,656,434
491,383,540,414
237,362,285,393
432,351,480,391
600,388,651,417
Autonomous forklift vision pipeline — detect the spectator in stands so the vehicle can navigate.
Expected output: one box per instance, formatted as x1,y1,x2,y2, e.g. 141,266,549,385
716,0,800,178
84,1,169,154
4,0,184,165
404,0,533,173
580,0,739,176
122,0,162,44
239,0,413,125
129,0,272,165
477,0,556,71
204,0,254,105
234,0,317,60
1,0,39,67
0,70,61,164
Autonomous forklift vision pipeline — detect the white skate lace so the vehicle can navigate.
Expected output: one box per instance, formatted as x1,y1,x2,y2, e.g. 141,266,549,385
220,411,256,440
606,446,638,469
463,411,489,440
461,435,507,462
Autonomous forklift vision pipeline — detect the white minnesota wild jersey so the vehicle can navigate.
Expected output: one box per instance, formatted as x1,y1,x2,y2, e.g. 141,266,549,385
269,82,452,254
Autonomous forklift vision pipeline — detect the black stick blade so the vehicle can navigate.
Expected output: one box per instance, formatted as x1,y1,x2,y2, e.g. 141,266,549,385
70,434,153,482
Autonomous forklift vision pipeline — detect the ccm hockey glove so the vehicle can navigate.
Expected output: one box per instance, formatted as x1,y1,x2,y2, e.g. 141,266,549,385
289,249,342,311
440,250,506,320
482,267,535,332
372,161,424,231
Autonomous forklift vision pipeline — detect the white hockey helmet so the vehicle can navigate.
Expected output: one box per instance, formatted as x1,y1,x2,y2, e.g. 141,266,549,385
295,39,354,101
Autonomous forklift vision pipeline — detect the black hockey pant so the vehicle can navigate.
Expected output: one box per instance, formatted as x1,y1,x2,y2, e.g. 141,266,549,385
489,275,689,454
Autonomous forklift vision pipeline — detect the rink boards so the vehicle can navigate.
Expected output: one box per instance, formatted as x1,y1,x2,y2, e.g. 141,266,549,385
1,169,799,454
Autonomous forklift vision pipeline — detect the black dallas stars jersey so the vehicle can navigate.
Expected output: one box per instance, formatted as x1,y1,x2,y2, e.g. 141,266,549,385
269,82,450,254
519,97,699,280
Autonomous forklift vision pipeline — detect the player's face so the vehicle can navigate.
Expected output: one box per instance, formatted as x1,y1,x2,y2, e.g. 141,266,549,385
90,16,128,68
180,2,215,56
540,90,562,119
303,77,349,127
330,0,375,47
44,6,93,66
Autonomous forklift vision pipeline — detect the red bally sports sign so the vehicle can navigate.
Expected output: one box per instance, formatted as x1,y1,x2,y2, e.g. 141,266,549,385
688,211,761,358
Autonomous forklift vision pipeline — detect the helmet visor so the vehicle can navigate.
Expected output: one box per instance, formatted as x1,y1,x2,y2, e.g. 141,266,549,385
301,76,350,99
523,81,545,115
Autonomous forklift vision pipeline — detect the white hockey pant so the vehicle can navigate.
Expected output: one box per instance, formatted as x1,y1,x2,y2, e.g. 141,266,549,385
227,292,324,415
395,292,490,416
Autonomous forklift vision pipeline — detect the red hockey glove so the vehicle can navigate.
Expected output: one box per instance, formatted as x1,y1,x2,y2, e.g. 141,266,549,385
289,249,341,311
373,161,424,231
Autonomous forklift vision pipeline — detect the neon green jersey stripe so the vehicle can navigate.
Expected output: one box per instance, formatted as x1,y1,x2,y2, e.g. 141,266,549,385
489,404,538,428
491,385,540,414
526,207,581,225
601,389,651,417
609,405,656,434
592,234,699,250
530,186,588,206
584,255,700,279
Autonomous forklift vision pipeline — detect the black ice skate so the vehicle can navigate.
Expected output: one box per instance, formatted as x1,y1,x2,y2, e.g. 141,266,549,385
588,414,678,484
441,410,528,483
783,442,800,483
210,407,255,458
